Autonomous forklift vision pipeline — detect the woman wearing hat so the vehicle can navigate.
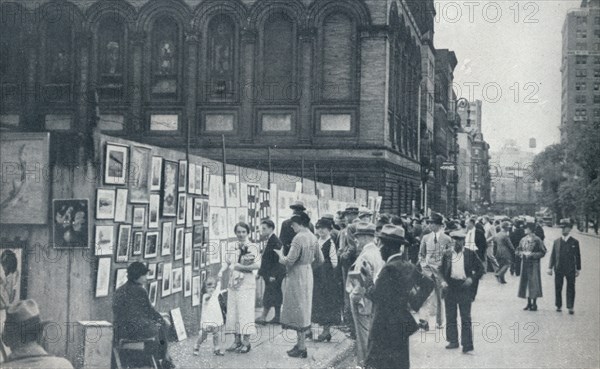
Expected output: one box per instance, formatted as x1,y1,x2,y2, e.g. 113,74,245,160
273,212,324,358
311,218,342,342
516,222,547,311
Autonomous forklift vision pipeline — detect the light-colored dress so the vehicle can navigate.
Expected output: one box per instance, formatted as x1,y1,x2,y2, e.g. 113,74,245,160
223,242,259,335
200,282,224,332
280,229,324,331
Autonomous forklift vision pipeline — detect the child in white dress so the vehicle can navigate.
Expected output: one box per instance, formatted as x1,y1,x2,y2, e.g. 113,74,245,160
193,277,225,356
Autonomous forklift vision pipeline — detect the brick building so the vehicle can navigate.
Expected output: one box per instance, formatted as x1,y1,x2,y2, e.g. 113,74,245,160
0,0,437,216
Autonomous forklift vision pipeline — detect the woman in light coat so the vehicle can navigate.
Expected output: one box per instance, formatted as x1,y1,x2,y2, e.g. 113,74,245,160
516,222,546,311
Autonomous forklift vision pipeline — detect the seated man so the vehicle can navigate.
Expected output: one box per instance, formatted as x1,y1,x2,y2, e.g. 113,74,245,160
2,299,74,369
113,262,174,369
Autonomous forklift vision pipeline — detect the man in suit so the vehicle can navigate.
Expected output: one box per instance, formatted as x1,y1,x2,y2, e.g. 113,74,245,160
442,230,485,353
113,262,175,369
510,219,526,276
257,219,286,324
548,219,582,314
418,212,453,328
364,225,434,369
279,201,314,256
338,204,360,337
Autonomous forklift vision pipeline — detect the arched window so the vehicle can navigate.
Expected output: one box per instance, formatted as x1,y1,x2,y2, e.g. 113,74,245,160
262,12,295,102
322,13,355,100
207,15,236,99
151,16,180,99
43,19,74,103
97,16,127,101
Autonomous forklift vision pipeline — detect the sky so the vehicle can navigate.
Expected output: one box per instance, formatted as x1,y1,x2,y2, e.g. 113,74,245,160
435,0,581,154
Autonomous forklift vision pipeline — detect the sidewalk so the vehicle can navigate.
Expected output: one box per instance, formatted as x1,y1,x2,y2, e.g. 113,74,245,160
170,309,355,369
575,229,600,239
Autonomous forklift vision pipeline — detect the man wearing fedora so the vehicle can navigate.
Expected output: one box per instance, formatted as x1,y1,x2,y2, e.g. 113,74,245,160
279,201,314,256
441,230,485,353
346,222,385,366
365,225,434,369
548,219,582,314
418,212,452,329
113,262,175,369
2,299,74,368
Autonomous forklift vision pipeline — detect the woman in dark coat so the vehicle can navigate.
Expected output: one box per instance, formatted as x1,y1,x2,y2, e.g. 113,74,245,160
312,218,342,342
516,222,547,311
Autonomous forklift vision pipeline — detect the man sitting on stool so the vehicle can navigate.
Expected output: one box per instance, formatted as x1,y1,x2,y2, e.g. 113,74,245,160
113,262,175,369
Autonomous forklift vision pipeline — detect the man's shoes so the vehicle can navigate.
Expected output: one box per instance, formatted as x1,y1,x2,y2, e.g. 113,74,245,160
556,307,562,312
445,342,460,349
305,330,313,340
569,309,574,315
226,342,242,352
462,345,474,353
287,348,308,358
161,359,176,369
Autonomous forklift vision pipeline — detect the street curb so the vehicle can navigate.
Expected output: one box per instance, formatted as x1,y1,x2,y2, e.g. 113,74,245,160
575,231,600,240
322,338,356,368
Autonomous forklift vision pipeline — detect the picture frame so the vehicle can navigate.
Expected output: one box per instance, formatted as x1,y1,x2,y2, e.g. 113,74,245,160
170,308,187,341
201,248,207,268
194,164,202,195
226,174,239,206
95,257,111,298
116,225,132,263
178,160,187,192
132,206,146,228
192,276,201,307
132,231,144,256
184,265,192,297
129,146,151,203
193,250,200,271
114,188,128,223
184,234,193,265
174,228,184,261
96,189,115,220
162,262,172,297
192,225,203,249
115,269,128,290
105,143,129,185
193,198,203,222
94,225,115,256
202,200,209,226
185,196,193,228
176,193,186,225
150,156,163,191
202,166,211,196
147,263,157,280
148,194,160,229
188,164,196,194
171,267,183,294
161,221,173,256
145,232,159,259
148,281,158,307
0,240,28,303
52,199,89,249
157,262,164,280
161,160,178,217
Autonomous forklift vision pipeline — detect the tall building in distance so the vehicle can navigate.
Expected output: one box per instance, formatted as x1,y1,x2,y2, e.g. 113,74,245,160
561,0,600,143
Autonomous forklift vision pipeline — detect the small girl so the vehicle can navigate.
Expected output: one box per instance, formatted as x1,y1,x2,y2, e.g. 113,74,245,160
194,277,225,356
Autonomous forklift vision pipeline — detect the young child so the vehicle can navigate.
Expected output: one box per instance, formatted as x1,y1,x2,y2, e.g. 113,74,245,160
194,277,224,356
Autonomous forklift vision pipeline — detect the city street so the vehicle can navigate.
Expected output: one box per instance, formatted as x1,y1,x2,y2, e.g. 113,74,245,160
339,227,600,368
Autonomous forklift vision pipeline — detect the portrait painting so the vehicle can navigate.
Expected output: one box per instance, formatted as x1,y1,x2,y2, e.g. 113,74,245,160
174,228,184,261
0,241,27,304
148,281,158,307
132,231,144,256
145,232,159,259
171,267,183,294
94,225,114,256
161,221,173,256
105,143,128,185
0,132,50,224
192,276,201,307
150,156,163,191
129,146,151,203
177,193,186,225
178,160,187,192
116,225,131,263
148,194,160,229
132,206,146,228
95,257,111,298
114,189,128,223
52,199,89,249
162,160,178,217
184,265,192,297
161,262,172,297
96,189,115,220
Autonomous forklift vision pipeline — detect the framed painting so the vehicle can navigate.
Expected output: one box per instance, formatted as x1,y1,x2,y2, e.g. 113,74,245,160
192,276,201,307
184,265,192,297
95,257,111,298
52,199,89,249
157,262,164,280
174,228,184,261
132,206,146,228
184,234,192,265
132,231,144,256
0,132,50,224
188,164,196,194
96,189,115,220
226,174,239,207
178,160,187,192
148,194,160,229
150,156,163,191
176,193,186,225
193,250,200,271
115,268,128,290
171,267,183,294
161,160,178,217
161,262,172,297
202,200,209,226
161,221,173,256
193,164,201,195
193,198,202,222
144,232,159,259
129,146,151,203
116,224,132,263
94,225,114,256
0,240,28,303
114,189,128,223
202,166,211,196
148,281,158,306
185,196,193,228
147,263,157,280
105,143,129,185
192,225,203,249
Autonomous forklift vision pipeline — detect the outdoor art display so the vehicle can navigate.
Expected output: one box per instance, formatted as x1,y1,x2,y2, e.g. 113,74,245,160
129,146,151,203
171,267,183,294
161,221,173,256
150,156,163,191
96,189,116,220
145,232,159,259
116,225,131,263
162,160,178,217
149,194,160,229
177,193,186,225
52,199,89,249
132,232,144,256
178,160,187,192
162,262,172,297
114,189,128,223
184,265,192,297
132,207,145,228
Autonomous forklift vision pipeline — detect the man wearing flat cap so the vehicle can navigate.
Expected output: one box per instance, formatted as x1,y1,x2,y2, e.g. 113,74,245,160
113,262,174,369
2,299,74,369
279,201,314,256
441,230,485,353
548,219,581,314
